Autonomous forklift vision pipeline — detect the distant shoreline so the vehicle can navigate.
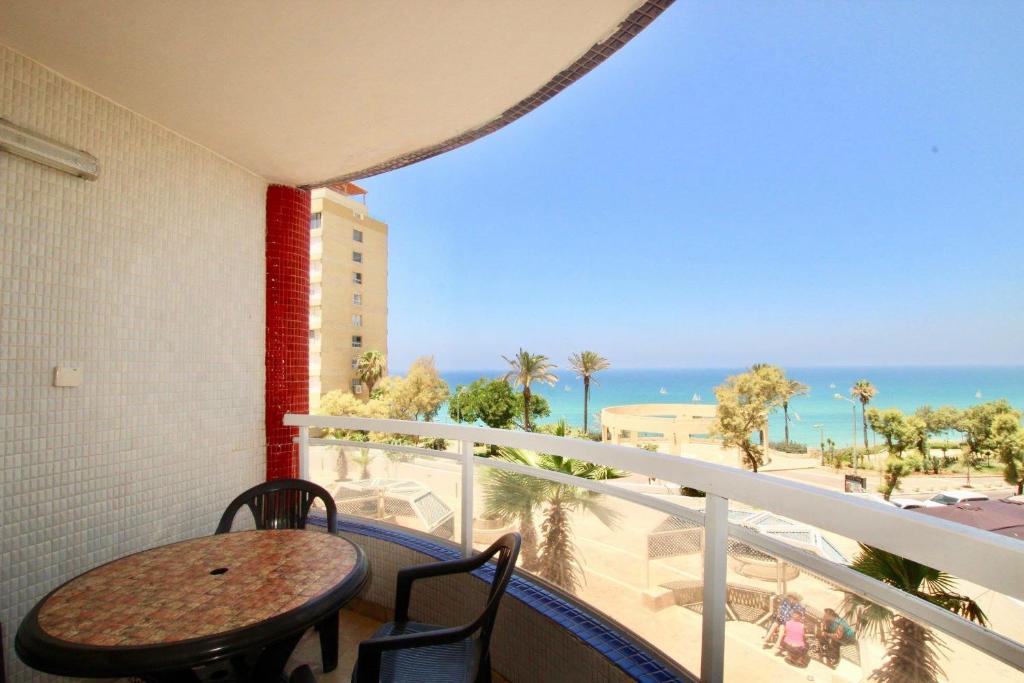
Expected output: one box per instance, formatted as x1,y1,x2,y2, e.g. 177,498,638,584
435,366,1024,448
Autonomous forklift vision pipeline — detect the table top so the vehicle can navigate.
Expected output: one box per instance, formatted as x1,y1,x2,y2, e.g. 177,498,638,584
17,529,367,676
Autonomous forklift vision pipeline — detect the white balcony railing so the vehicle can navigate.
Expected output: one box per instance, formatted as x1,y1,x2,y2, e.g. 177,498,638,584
285,414,1024,682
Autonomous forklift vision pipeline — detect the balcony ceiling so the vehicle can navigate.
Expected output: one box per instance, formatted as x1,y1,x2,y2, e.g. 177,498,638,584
0,0,669,187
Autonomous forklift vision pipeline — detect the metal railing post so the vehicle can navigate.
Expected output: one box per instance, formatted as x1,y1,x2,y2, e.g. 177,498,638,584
460,439,475,557
701,494,728,682
298,425,310,480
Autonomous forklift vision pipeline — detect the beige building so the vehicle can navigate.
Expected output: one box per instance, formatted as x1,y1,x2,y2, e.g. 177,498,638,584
309,185,388,409
601,403,768,456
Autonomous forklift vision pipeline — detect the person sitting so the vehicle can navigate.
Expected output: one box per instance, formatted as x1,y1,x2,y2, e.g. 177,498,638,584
777,611,809,666
763,592,804,649
818,608,856,668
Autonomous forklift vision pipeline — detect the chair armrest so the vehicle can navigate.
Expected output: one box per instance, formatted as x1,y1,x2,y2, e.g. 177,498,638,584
353,624,474,682
393,554,493,622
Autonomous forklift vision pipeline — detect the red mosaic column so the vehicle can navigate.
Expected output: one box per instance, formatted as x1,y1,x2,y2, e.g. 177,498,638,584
265,185,310,480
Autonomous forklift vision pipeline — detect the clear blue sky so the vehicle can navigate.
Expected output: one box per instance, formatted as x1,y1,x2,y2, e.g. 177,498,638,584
359,1,1024,372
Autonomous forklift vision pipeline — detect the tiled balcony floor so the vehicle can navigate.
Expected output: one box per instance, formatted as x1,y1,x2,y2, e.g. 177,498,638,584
286,608,509,682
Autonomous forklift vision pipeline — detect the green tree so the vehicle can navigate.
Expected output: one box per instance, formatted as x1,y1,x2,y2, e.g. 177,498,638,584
842,545,987,683
916,405,960,473
749,363,788,447
447,377,551,435
906,415,929,472
355,350,386,397
568,351,611,435
710,367,780,472
502,349,558,431
780,378,809,445
448,378,519,429
954,400,1021,477
377,356,450,422
866,407,915,500
992,413,1024,494
484,447,624,593
851,380,878,450
318,389,391,473
517,393,551,429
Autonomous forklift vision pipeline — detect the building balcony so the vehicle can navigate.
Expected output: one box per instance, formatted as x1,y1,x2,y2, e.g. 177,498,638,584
285,414,1024,683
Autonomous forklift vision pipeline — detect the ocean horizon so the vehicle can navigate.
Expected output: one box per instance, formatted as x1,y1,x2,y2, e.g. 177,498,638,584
437,365,1024,447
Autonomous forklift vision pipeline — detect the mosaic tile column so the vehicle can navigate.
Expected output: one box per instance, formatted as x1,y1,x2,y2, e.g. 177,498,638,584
265,185,310,480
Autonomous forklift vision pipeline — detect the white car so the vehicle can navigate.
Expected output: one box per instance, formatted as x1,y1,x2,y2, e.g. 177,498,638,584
889,497,926,510
918,490,990,508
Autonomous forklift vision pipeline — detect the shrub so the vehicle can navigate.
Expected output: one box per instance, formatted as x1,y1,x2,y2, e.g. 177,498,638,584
680,486,707,497
904,451,925,472
770,441,808,454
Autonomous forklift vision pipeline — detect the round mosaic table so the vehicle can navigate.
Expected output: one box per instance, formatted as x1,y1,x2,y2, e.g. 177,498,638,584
16,529,368,681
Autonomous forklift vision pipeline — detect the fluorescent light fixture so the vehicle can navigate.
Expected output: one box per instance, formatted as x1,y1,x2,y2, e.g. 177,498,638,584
0,117,98,180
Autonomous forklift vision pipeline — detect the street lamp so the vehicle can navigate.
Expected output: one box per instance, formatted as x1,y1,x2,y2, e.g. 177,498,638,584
813,423,826,465
834,394,858,474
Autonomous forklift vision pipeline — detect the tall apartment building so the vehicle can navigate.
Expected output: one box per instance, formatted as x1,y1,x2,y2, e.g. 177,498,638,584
309,184,388,410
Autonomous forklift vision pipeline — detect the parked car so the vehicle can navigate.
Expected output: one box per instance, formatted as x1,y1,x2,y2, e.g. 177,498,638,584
889,497,926,510
846,492,898,508
918,490,990,508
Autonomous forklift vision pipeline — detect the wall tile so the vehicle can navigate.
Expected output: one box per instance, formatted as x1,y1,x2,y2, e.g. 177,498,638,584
0,46,267,682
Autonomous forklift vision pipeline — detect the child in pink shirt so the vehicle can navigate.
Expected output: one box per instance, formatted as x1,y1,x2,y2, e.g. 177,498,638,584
778,611,808,662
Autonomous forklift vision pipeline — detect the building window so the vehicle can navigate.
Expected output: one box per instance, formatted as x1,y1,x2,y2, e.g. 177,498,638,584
352,251,362,263
353,272,362,284
353,293,362,305
352,314,363,327
352,335,362,348
351,379,364,394
310,212,322,230
351,358,359,369
353,229,363,242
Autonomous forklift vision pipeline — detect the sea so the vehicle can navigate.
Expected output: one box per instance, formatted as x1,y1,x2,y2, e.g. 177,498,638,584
438,366,1024,448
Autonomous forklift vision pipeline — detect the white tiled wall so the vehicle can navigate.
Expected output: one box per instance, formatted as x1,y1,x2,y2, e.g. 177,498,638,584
0,47,267,681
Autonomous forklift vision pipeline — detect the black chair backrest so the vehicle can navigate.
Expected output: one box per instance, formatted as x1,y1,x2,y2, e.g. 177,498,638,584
216,478,337,534
473,532,521,646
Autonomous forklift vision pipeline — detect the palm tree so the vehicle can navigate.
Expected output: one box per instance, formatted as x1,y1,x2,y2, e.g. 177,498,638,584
851,380,878,450
780,378,809,445
352,447,374,480
568,351,610,435
484,447,624,593
842,545,987,683
355,350,386,397
502,349,558,431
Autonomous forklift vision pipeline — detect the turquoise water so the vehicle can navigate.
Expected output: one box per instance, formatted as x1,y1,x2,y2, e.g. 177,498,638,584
439,367,1024,447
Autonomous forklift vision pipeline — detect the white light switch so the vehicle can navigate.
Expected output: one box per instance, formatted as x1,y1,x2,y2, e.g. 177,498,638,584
54,366,83,387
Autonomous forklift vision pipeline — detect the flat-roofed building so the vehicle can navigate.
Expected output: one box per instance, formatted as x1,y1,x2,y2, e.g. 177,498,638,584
309,185,387,409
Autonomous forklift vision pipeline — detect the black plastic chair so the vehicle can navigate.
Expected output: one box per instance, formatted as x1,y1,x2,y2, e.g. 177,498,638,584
290,664,318,683
216,478,338,535
216,479,340,672
352,532,521,683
